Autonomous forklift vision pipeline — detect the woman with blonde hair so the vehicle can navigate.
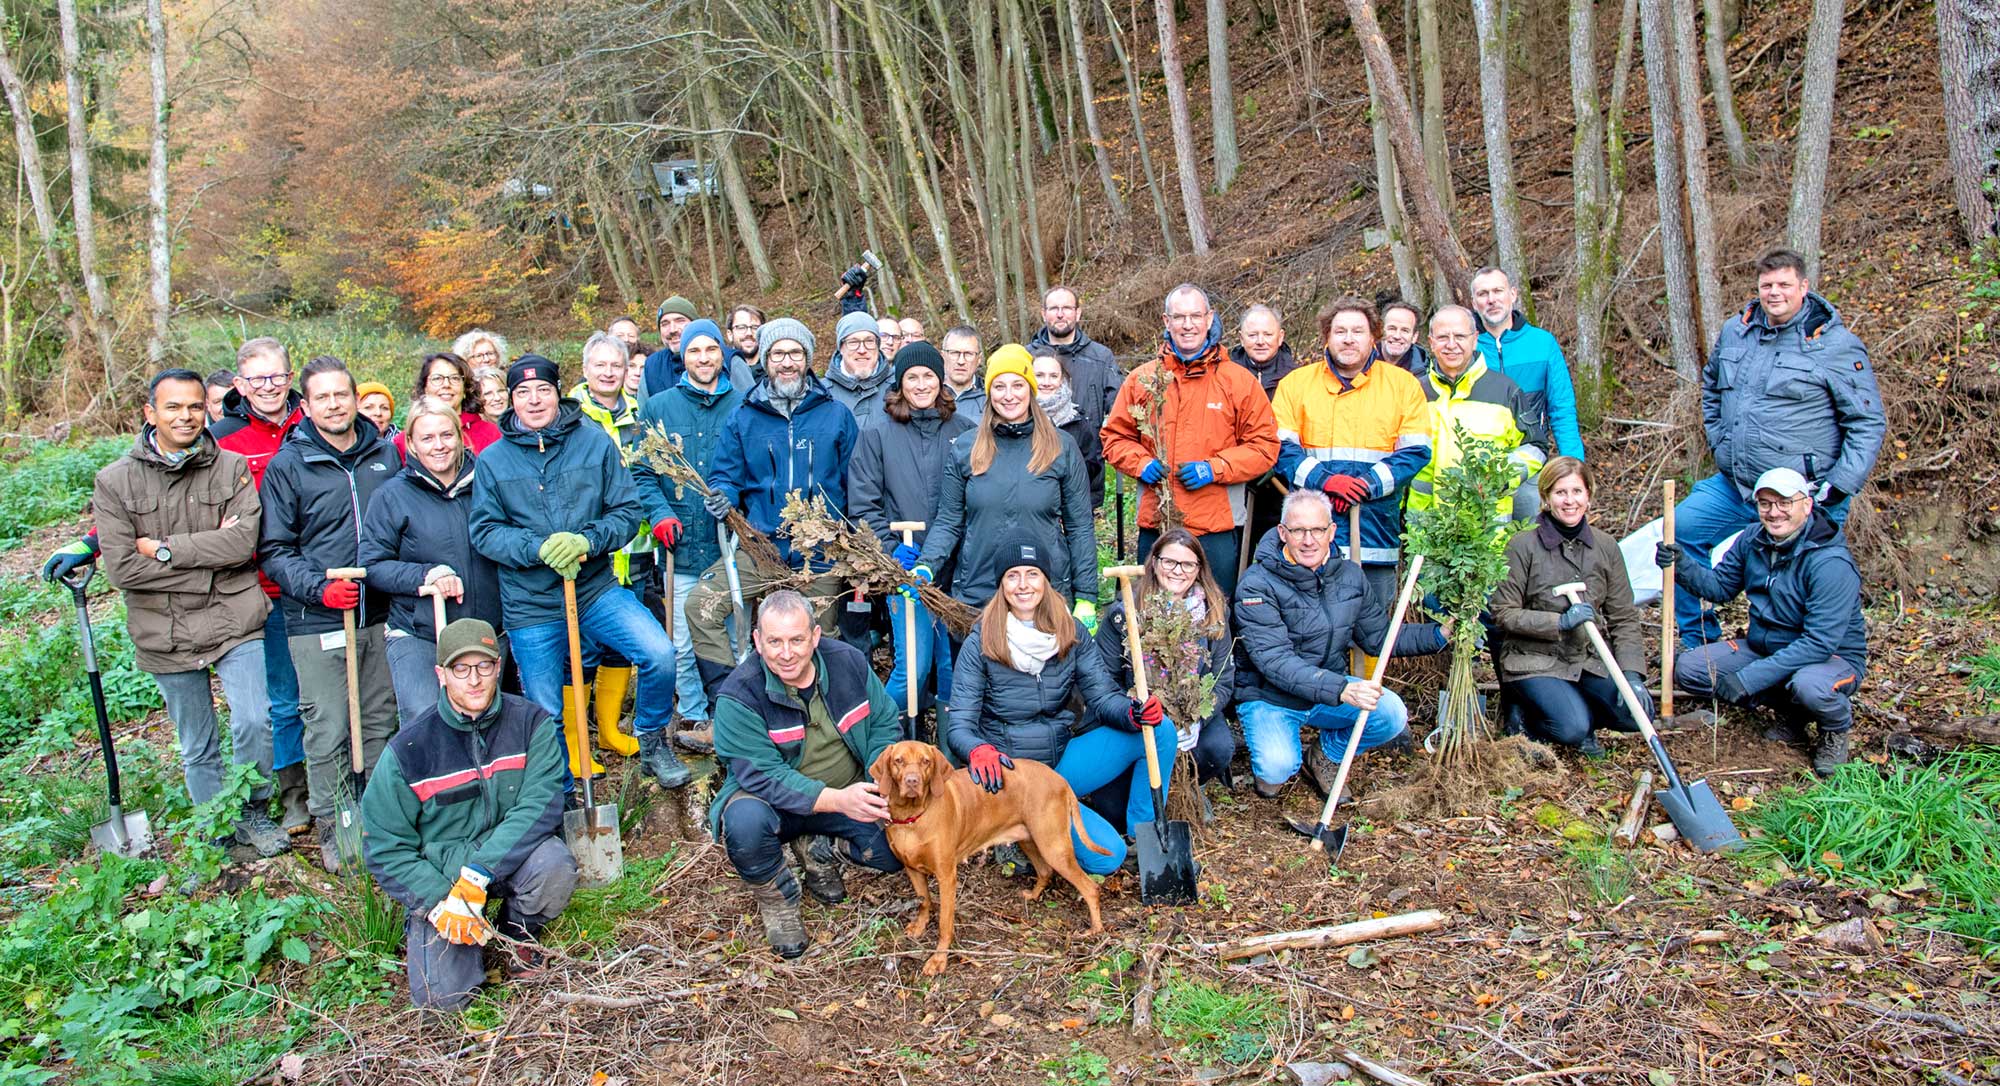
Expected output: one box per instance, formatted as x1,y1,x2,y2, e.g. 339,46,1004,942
472,366,507,427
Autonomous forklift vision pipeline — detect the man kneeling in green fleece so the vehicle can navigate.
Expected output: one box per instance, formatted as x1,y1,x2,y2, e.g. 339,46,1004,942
363,619,576,1010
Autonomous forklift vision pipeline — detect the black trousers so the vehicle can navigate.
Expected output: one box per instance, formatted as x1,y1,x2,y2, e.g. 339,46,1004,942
1502,672,1648,748
717,793,902,885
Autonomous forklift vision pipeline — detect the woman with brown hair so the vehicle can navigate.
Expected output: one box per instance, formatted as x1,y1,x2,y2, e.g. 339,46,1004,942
472,366,508,428
401,351,501,459
913,344,1099,619
946,534,1167,876
1095,527,1237,786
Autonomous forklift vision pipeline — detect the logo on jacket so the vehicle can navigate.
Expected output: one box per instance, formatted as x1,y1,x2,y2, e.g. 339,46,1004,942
369,462,388,471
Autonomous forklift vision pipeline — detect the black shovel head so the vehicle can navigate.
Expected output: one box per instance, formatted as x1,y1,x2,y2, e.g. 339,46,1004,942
1134,818,1199,905
1653,777,1744,853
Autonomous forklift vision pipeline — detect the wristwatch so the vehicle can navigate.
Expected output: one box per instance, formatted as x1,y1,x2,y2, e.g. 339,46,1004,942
154,545,172,563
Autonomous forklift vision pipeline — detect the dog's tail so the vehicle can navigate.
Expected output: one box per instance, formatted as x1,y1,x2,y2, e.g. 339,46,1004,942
1068,790,1114,856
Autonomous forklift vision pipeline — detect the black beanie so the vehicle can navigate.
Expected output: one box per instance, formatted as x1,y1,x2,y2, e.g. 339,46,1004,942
994,531,1055,582
506,354,559,392
893,342,945,390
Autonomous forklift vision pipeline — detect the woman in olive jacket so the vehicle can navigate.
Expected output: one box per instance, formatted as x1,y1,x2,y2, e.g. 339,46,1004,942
1490,457,1651,756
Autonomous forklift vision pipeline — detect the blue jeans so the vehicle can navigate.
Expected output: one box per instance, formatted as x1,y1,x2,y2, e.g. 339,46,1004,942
670,570,709,722
265,603,304,770
886,597,954,722
511,587,676,735
1051,724,1179,876
151,639,272,806
1673,472,1851,646
1238,690,1409,787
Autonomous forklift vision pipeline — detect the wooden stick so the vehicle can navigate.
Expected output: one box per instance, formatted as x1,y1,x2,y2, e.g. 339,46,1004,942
1336,1047,1431,1086
1212,908,1448,962
1129,944,1162,1036
1613,770,1655,846
1662,479,1677,720
1308,555,1424,850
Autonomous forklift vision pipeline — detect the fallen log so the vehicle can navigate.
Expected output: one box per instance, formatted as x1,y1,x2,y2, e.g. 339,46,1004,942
1212,909,1449,962
1613,771,1654,847
1337,1046,1430,1086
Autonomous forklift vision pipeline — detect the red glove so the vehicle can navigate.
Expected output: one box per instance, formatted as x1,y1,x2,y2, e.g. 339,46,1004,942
1128,694,1165,730
321,580,360,610
1321,473,1373,513
967,744,1014,794
652,517,684,549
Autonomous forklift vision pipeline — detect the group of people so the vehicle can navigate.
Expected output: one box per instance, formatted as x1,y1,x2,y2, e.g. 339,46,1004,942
44,247,1883,1009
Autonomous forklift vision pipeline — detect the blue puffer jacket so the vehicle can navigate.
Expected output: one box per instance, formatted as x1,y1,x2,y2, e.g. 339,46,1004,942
1478,310,1584,460
468,402,644,630
706,375,859,567
634,373,747,575
1702,292,1883,500
946,618,1131,766
1675,508,1868,695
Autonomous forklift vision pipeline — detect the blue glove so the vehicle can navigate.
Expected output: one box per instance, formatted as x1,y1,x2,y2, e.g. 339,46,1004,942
1177,460,1216,489
892,542,921,570
1138,459,1167,485
911,564,934,585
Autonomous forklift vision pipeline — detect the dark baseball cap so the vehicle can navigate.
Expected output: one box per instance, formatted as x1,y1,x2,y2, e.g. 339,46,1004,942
437,618,503,666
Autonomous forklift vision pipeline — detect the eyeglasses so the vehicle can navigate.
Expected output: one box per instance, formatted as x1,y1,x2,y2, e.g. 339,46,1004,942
1280,523,1332,541
729,323,760,332
1756,495,1807,512
241,372,292,389
1154,557,1199,575
1166,311,1209,326
767,348,807,364
427,373,465,386
446,659,500,679
942,349,980,361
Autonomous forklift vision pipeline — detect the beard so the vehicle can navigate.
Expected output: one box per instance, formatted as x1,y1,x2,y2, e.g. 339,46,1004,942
770,373,807,399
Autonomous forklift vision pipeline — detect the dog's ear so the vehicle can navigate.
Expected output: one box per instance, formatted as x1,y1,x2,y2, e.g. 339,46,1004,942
926,744,952,786
868,745,897,791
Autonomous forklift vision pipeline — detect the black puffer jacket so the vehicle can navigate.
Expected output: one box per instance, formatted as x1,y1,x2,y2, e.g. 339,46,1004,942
358,459,504,641
915,421,1097,608
946,618,1131,766
1095,597,1234,729
258,417,401,635
1232,528,1445,710
846,407,975,559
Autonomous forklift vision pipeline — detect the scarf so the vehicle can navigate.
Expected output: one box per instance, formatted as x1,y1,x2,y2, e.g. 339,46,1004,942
1181,588,1208,624
1005,613,1061,676
147,429,194,466
1037,381,1079,427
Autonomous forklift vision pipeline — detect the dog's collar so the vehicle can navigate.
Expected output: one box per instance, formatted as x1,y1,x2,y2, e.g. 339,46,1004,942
888,809,924,825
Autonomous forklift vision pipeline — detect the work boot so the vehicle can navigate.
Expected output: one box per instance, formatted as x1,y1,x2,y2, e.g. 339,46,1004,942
673,724,715,754
275,763,311,835
791,836,847,904
233,806,290,858
1253,778,1284,800
592,667,640,757
1576,734,1608,759
637,728,694,789
1303,740,1340,798
315,820,343,874
1762,718,1810,747
750,869,808,959
1377,728,1416,757
992,843,1033,879
1810,729,1851,777
1500,700,1528,738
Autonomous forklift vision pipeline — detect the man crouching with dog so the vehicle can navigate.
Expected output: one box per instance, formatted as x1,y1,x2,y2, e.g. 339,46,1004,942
711,590,905,959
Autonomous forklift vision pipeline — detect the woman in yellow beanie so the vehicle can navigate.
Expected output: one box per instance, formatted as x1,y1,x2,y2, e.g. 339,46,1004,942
355,381,399,440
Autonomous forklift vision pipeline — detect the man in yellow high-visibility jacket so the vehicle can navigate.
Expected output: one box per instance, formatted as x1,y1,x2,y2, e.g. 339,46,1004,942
1409,306,1551,524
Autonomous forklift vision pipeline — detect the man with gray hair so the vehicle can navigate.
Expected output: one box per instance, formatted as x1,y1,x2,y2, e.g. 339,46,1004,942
1470,267,1584,460
1408,305,1550,522
709,589,903,960
939,324,986,416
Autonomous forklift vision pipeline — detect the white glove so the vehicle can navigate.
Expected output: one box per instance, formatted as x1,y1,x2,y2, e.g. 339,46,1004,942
1176,721,1199,753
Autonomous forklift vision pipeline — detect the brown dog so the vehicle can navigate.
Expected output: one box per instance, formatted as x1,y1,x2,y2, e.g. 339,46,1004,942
869,741,1109,975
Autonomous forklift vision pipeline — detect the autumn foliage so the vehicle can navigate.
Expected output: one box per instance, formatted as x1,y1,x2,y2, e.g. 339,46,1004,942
385,218,542,339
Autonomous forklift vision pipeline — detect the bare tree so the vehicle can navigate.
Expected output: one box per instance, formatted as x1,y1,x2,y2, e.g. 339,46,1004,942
1415,0,1455,300
1105,0,1178,257
1785,0,1844,279
1154,0,1213,255
1671,0,1726,345
1206,0,1239,192
1366,66,1424,306
1064,0,1128,220
1641,0,1702,381
1569,0,1619,422
1470,0,1529,312
1701,0,1750,169
1938,0,2000,246
146,0,172,368
58,0,117,387
699,79,777,293
0,36,92,370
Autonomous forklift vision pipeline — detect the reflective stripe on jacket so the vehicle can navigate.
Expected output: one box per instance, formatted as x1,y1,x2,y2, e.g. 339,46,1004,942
1409,354,1550,520
1270,353,1432,565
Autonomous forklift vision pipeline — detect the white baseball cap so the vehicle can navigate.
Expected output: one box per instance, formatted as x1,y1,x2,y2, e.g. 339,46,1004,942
1752,467,1813,499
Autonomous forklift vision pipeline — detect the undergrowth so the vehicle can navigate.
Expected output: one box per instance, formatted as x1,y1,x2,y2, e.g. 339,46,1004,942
0,439,124,548
1152,971,1280,1066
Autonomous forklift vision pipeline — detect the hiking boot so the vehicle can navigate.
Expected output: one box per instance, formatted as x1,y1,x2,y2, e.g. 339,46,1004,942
673,724,715,754
1811,729,1851,777
750,869,808,959
992,843,1033,879
1253,778,1285,800
1576,734,1608,759
637,729,694,790
1500,700,1527,738
276,763,311,835
1762,718,1810,747
1303,739,1340,798
501,941,547,979
1377,728,1416,757
791,836,846,904
233,806,291,858
315,820,344,874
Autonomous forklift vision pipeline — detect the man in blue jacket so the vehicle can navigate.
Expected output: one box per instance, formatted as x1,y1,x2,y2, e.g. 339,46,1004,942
1657,467,1867,774
1669,248,1885,648
1471,267,1585,461
469,355,692,791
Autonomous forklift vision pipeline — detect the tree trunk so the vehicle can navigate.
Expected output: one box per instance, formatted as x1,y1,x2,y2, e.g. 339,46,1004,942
1006,0,1051,306
1343,0,1474,301
1066,0,1129,220
1206,0,1239,192
1701,0,1750,169
57,0,118,388
1415,0,1456,301
1470,0,1529,311
1367,66,1425,307
1938,0,2000,246
1106,0,1180,258
1154,0,1213,255
1785,0,1843,280
1671,0,1726,348
1569,0,1616,427
858,0,971,317
0,37,91,367
1641,0,1702,382
146,0,171,369
700,80,776,293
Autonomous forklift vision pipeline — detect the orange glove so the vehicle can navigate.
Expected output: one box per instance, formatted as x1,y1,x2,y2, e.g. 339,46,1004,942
426,865,495,946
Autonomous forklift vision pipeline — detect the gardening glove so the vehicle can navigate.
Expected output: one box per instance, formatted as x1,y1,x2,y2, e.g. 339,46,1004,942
1177,720,1200,753
892,542,922,570
1137,459,1167,486
320,579,360,610
1321,473,1372,513
1712,670,1751,705
1653,541,1682,569
1072,598,1097,633
1820,484,1847,506
1177,460,1217,490
967,744,1013,793
840,264,870,292
911,564,934,584
426,864,495,947
703,489,733,520
42,534,98,583
1557,602,1598,632
538,532,590,577
651,517,684,550
1127,694,1164,731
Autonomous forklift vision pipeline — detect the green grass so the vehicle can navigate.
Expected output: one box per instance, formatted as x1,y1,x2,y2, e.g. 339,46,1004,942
1963,644,2000,709
1152,971,1281,1066
1564,839,1638,905
1039,1041,1112,1086
1746,750,2000,942
542,851,674,949
1069,948,1138,1024
0,439,124,548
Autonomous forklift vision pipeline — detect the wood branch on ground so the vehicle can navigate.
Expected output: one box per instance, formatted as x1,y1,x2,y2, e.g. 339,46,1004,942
1614,770,1655,846
1211,908,1450,962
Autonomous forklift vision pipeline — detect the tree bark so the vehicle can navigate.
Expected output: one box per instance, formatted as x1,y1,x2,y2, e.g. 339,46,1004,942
1415,0,1456,301
1641,0,1702,382
1154,0,1213,255
1938,0,2000,246
1671,0,1726,348
1206,0,1239,192
1701,0,1751,169
858,0,971,316
1470,0,1529,312
1106,0,1180,258
1367,66,1424,307
1785,0,1843,280
1343,0,1474,301
0,36,91,367
1569,0,1616,428
57,0,118,388
1006,0,1051,305
699,79,776,293
1064,0,1129,221
146,0,171,369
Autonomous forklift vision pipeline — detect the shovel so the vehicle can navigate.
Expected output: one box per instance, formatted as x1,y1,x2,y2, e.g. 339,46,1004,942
325,566,371,871
1552,582,1743,853
1106,565,1198,905
719,528,752,663
562,578,625,888
65,567,155,857
1287,555,1425,860
892,520,927,741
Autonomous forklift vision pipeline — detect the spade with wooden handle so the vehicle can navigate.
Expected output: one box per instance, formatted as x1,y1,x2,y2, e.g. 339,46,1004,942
326,566,370,872
1105,564,1198,905
891,521,927,739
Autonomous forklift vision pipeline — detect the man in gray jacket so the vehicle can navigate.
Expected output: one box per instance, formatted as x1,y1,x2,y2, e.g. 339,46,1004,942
1669,248,1885,647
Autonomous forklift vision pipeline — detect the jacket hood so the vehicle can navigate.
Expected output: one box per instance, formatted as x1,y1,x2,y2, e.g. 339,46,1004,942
129,425,220,471
219,387,302,428
1744,291,1843,339
287,414,388,462
498,399,586,447
398,454,476,499
568,382,639,424
1425,350,1491,392
1228,342,1295,375
1161,313,1224,364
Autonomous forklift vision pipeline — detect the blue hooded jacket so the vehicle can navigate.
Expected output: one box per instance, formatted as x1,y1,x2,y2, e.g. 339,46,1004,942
634,320,747,575
706,374,859,567
1477,310,1584,460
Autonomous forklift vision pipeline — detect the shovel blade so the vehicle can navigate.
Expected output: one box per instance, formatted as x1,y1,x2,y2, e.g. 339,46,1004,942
91,810,154,858
564,803,625,889
1134,819,1199,905
1652,779,1744,854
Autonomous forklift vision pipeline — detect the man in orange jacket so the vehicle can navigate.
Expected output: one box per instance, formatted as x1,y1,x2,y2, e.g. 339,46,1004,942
1101,283,1279,595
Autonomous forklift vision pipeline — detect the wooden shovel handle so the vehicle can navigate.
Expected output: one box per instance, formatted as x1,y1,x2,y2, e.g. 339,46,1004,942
1105,567,1164,792
1309,554,1424,850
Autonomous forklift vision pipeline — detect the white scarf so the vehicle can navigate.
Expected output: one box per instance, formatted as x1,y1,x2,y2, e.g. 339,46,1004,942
1005,613,1062,676
1181,588,1208,625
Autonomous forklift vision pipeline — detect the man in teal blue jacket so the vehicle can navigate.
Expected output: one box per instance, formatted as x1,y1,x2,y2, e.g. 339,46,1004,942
1472,267,1585,463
